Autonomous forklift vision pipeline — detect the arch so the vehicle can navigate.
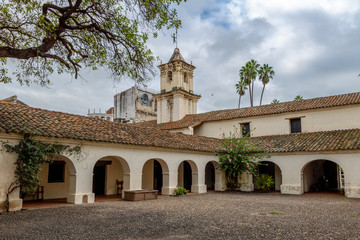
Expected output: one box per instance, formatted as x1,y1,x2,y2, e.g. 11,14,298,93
92,156,131,197
301,159,344,194
255,160,282,191
141,158,170,193
22,154,77,203
177,160,198,192
205,162,215,190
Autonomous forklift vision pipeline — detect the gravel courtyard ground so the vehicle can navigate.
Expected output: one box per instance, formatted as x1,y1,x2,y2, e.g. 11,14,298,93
0,192,359,239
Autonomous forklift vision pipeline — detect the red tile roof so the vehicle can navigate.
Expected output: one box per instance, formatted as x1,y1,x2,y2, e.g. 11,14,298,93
0,101,359,154
248,129,360,153
134,92,360,130
1,96,27,106
0,102,219,153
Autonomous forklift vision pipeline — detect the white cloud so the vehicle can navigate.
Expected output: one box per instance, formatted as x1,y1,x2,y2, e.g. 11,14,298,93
1,0,360,115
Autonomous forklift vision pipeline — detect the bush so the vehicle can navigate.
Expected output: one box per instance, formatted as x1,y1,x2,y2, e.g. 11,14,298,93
216,129,268,190
174,186,189,195
254,173,275,192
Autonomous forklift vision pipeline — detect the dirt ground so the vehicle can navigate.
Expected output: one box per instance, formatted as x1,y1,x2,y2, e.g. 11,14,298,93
0,192,359,239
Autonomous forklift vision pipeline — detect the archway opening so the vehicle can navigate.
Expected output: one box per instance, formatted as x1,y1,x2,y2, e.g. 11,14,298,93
92,156,129,200
178,161,196,192
142,159,169,193
302,160,344,194
255,161,282,191
205,162,215,190
22,155,76,208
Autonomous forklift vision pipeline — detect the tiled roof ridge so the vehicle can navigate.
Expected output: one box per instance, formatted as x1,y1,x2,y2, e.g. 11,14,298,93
249,128,360,140
0,102,220,152
247,128,360,153
148,91,360,130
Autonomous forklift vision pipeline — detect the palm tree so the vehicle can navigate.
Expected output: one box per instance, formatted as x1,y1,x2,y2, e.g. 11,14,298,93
239,59,259,107
294,95,303,101
258,64,275,106
271,99,279,104
235,80,247,108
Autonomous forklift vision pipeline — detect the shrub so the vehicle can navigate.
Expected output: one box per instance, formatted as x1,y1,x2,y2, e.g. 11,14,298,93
254,173,275,192
174,186,189,195
216,129,268,190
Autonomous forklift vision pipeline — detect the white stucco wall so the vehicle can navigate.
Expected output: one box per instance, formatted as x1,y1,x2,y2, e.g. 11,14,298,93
23,162,70,200
105,159,123,195
193,105,360,138
142,160,154,190
0,139,22,211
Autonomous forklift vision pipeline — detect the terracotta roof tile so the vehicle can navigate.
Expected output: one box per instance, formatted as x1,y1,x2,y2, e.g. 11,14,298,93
248,129,360,153
134,92,360,130
0,102,219,152
0,102,359,154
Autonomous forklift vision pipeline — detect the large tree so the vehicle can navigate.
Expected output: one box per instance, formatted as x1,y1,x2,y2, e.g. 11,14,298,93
239,59,259,107
0,0,186,86
235,79,247,108
258,64,275,106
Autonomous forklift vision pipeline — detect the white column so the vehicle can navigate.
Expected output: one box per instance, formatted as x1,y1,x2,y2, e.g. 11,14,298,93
191,170,207,193
67,168,95,204
161,171,178,195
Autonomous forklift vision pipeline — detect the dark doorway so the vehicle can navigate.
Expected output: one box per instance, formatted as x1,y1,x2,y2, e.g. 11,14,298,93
183,161,192,191
258,161,275,190
323,161,339,190
153,160,163,192
205,162,215,190
93,161,111,195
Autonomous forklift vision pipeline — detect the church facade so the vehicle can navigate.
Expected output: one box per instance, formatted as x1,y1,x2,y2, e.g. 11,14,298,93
1,48,360,212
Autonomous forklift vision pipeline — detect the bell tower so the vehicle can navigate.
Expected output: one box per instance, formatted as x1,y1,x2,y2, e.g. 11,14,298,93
154,48,201,124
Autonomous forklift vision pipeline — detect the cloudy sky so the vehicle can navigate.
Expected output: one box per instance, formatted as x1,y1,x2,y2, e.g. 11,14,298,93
2,0,360,115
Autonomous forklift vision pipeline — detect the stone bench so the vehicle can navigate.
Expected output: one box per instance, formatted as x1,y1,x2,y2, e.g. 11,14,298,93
124,190,158,201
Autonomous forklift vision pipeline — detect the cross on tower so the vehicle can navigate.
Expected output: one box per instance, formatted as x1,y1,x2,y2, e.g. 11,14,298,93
171,28,178,48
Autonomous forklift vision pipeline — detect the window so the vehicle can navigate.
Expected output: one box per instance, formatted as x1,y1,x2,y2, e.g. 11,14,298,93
290,118,301,133
167,71,172,82
184,72,188,83
241,123,250,137
48,161,65,183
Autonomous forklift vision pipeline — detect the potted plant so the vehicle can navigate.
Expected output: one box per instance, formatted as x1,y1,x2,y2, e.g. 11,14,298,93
254,173,275,192
173,185,189,196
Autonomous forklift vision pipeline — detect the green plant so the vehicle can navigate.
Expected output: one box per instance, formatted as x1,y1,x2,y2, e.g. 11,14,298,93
2,134,81,212
216,129,268,190
174,186,189,196
255,173,275,192
0,0,187,86
268,212,284,215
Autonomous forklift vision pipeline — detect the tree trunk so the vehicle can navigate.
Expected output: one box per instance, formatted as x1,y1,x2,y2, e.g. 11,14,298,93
251,79,255,107
248,85,252,107
259,85,265,106
5,182,19,212
238,94,241,108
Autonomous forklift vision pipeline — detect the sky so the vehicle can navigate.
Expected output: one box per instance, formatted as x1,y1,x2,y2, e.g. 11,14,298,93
1,0,360,115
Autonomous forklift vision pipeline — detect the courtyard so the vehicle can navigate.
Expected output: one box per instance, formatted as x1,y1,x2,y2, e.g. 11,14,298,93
0,192,359,239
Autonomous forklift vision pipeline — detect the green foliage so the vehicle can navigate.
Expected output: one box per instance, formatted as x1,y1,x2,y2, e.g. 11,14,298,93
174,185,189,195
235,79,247,108
254,173,275,192
271,99,280,104
294,95,304,101
216,129,268,190
268,212,284,215
239,60,275,107
2,134,81,211
0,0,187,86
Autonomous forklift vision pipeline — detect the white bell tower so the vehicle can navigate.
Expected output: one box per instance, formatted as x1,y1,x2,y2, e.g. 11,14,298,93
154,48,201,124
